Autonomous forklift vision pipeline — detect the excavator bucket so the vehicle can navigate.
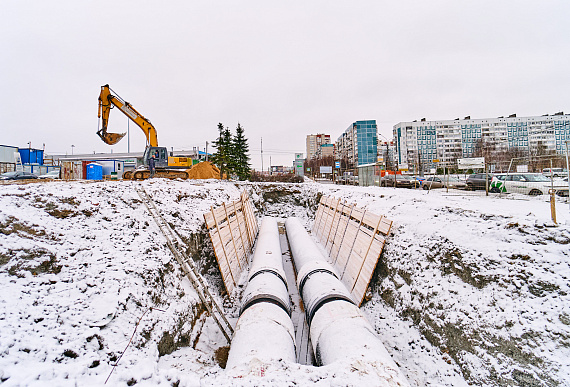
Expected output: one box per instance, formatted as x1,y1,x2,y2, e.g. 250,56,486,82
98,130,126,145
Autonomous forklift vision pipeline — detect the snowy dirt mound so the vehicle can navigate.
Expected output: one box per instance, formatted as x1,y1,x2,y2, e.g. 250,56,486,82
316,186,570,386
0,180,242,385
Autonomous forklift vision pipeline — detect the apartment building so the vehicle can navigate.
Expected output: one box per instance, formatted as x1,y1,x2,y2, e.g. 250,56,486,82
393,113,570,171
336,120,378,167
306,134,331,160
378,141,397,170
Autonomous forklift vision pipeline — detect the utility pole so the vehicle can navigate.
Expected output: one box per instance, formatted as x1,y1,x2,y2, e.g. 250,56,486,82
269,156,272,175
205,141,208,161
127,119,130,153
261,137,264,173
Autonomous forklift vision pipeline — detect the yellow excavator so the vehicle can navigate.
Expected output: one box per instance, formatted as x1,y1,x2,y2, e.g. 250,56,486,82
97,84,192,180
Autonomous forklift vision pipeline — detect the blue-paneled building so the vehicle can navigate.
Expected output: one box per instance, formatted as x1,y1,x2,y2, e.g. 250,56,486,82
336,120,378,167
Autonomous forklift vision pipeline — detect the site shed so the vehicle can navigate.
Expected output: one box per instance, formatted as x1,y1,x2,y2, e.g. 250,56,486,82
88,159,124,178
0,145,19,173
18,148,44,165
86,163,103,180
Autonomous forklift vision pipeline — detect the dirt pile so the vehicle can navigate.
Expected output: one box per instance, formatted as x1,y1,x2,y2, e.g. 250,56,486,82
186,161,221,180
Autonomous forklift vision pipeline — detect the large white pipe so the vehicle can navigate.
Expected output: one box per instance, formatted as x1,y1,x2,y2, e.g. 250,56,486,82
285,217,409,385
226,217,296,370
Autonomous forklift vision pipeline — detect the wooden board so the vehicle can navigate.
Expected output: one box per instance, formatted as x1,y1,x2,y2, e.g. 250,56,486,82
312,195,393,306
203,191,258,298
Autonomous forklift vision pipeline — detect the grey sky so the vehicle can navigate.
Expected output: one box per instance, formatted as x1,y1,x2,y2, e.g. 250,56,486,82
1,1,568,169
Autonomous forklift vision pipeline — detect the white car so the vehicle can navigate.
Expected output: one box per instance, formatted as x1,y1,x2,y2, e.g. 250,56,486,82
38,170,61,179
490,173,569,197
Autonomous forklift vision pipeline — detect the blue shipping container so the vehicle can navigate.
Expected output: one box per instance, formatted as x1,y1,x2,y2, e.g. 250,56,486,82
18,149,44,165
86,163,103,180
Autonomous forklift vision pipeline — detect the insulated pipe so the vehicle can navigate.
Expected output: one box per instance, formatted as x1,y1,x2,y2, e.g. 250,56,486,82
226,217,296,369
285,217,409,385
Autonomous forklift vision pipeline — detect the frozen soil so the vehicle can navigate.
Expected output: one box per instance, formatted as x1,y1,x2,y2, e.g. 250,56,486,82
0,179,568,386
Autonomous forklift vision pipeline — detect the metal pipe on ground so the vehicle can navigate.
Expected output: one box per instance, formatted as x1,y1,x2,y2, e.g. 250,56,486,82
285,217,409,385
225,217,296,370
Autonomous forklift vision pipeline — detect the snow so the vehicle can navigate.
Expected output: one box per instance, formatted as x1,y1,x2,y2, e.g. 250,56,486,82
1,179,569,386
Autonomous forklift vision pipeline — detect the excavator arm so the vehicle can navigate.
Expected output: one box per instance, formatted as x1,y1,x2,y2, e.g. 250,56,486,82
97,84,159,147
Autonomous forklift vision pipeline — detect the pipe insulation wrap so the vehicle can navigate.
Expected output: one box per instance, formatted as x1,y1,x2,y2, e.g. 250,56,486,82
249,217,287,283
285,217,409,385
284,217,329,270
285,217,356,323
226,217,296,370
225,303,296,369
240,217,290,316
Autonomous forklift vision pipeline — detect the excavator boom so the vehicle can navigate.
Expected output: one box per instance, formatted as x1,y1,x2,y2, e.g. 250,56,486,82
97,84,158,146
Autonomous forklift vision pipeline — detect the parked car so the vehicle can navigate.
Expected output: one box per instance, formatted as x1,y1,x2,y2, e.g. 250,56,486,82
0,171,39,180
542,168,567,178
38,170,61,179
412,176,427,187
466,173,493,191
422,176,466,190
380,174,419,188
490,173,569,196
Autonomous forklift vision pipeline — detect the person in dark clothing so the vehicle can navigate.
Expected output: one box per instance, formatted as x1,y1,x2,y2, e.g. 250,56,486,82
148,154,156,178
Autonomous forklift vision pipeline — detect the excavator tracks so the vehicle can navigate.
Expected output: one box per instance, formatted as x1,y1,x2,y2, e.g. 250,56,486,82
128,169,189,180
135,186,233,343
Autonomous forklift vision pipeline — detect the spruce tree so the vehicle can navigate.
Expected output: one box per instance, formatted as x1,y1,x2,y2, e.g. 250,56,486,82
222,125,234,179
211,123,231,179
232,122,251,180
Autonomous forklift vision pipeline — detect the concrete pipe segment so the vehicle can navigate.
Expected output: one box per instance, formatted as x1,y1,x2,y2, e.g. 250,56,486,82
285,217,409,386
225,217,296,370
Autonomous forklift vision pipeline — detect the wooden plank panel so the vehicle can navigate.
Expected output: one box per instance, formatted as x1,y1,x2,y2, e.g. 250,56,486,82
361,212,381,229
316,197,332,239
326,201,344,253
342,246,365,285
351,241,385,305
203,190,259,298
312,197,326,234
309,195,392,306
324,206,341,251
330,205,354,264
378,218,392,236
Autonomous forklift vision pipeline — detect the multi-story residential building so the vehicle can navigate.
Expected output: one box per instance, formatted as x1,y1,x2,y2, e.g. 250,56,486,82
394,113,570,172
315,143,335,159
336,120,378,167
378,141,396,170
306,134,331,160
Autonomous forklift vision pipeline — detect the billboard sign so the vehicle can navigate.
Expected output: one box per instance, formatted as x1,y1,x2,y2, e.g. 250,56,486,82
320,166,333,174
457,157,485,170
335,161,340,169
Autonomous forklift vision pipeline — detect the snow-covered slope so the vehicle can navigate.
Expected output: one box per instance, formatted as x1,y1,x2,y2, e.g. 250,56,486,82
0,179,568,386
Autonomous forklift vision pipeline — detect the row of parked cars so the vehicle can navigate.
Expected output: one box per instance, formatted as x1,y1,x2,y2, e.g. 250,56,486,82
0,170,61,181
377,171,570,197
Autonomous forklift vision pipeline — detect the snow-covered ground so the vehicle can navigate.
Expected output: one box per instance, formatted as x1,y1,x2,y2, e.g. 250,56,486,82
0,179,568,386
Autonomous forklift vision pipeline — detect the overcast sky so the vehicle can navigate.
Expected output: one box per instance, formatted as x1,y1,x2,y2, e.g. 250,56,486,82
1,1,569,169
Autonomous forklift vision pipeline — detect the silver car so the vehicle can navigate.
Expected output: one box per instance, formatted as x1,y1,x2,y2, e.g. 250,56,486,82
422,176,466,190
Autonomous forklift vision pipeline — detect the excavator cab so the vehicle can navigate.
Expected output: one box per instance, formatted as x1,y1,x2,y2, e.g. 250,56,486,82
142,146,168,168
